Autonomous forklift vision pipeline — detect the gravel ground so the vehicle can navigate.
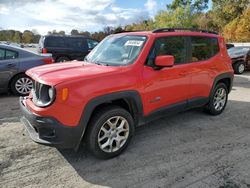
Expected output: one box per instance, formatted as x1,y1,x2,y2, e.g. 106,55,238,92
0,72,250,188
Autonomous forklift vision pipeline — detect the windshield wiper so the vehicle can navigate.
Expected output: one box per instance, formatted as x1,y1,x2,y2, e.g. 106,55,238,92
94,61,109,66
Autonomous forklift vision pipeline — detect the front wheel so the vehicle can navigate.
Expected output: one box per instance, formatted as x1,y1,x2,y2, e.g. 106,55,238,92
86,105,134,159
206,83,228,115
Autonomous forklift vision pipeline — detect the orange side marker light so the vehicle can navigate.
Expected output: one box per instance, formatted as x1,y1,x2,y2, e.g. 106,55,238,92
62,88,68,101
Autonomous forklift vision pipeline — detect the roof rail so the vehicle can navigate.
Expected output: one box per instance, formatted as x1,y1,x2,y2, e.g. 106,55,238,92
152,28,218,35
114,30,144,34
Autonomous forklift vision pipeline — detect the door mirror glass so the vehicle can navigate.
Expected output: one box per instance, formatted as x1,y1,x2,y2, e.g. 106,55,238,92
155,55,174,67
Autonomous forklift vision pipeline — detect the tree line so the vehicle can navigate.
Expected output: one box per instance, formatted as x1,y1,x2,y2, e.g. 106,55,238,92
0,0,249,43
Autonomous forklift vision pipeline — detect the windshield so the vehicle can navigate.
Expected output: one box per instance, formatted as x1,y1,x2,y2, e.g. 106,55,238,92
228,47,250,57
85,35,147,66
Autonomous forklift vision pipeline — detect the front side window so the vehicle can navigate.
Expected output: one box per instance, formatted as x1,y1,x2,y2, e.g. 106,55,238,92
0,49,5,60
191,37,219,62
85,35,147,66
146,36,187,66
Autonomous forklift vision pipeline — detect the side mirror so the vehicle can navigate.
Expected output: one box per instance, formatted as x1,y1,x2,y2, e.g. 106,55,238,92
155,55,174,67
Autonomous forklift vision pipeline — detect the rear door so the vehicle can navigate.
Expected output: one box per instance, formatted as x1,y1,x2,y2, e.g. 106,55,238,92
0,48,19,90
187,36,220,101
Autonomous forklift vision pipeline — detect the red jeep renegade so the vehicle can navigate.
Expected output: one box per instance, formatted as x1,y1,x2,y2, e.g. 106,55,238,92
20,28,234,159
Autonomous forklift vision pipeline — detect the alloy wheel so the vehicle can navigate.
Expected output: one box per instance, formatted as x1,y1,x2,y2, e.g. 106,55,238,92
98,116,129,153
15,77,33,95
213,88,227,111
238,64,245,74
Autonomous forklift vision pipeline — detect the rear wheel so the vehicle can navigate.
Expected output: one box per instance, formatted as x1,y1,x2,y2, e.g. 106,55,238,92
233,62,245,74
86,105,134,159
205,83,228,115
10,74,33,96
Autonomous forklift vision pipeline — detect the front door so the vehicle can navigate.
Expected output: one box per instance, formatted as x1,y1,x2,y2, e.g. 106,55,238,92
142,36,191,115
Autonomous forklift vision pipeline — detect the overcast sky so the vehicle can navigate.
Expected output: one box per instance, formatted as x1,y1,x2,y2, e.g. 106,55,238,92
0,0,172,35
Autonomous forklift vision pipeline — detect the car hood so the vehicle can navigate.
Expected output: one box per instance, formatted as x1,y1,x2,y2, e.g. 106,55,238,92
26,61,122,86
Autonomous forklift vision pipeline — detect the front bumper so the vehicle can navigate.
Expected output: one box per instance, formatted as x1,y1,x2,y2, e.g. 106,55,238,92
19,97,82,149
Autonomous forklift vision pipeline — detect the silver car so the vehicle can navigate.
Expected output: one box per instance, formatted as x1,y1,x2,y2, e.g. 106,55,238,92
0,44,53,96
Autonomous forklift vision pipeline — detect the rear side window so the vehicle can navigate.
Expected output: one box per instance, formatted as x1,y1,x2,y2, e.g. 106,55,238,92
146,36,187,66
0,49,18,60
45,37,65,47
191,37,219,62
66,38,87,49
6,50,18,59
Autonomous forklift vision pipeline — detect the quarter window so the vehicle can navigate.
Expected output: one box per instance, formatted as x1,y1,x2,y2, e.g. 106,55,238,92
191,37,219,62
146,36,187,66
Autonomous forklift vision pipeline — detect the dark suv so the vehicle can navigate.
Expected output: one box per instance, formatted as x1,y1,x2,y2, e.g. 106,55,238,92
38,35,98,62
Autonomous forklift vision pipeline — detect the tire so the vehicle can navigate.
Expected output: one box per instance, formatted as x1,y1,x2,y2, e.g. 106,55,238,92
233,62,245,74
86,105,134,159
205,83,228,115
56,56,70,62
10,74,33,96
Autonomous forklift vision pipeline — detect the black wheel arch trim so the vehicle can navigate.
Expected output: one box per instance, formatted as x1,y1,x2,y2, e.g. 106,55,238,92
76,90,144,150
210,72,234,96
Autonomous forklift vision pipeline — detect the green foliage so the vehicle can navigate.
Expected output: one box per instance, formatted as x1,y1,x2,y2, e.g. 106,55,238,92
22,30,34,43
223,7,250,42
13,31,22,43
0,0,249,43
155,5,198,28
211,0,249,32
167,0,209,13
71,29,79,35
124,0,249,42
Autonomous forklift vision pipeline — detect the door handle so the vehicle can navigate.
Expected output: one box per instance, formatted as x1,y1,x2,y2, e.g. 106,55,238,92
7,63,15,68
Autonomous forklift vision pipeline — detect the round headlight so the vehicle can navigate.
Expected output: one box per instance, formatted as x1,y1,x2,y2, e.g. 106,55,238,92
48,87,55,99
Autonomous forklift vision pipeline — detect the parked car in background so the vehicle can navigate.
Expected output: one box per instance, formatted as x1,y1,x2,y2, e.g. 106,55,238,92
20,28,234,159
228,46,250,74
38,35,99,62
0,44,54,96
226,43,234,49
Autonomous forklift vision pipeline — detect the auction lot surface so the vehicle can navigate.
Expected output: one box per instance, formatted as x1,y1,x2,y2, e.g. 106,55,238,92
1,73,250,188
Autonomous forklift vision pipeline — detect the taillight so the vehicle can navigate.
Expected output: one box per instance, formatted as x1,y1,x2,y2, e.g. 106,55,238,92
42,58,54,64
42,48,47,53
